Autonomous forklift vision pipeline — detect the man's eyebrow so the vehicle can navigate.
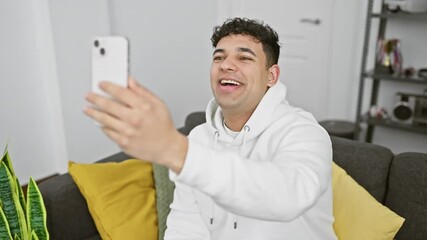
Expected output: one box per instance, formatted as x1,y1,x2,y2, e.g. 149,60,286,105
213,47,257,56
238,47,256,57
213,49,224,55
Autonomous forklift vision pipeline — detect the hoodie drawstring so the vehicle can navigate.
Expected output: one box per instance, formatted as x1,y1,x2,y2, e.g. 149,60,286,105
210,126,250,230
210,131,220,226
242,125,250,150
233,125,250,229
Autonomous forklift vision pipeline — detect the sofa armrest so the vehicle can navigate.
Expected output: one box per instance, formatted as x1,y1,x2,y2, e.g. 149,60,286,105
38,172,99,240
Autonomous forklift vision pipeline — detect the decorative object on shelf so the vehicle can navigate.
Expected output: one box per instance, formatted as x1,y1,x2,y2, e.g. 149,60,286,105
403,67,427,80
0,147,49,240
413,89,427,125
418,68,427,79
368,105,389,120
393,93,415,122
392,91,427,126
385,0,427,13
376,38,403,75
403,66,416,77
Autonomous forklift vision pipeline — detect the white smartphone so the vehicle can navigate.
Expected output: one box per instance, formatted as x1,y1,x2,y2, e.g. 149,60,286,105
92,36,129,97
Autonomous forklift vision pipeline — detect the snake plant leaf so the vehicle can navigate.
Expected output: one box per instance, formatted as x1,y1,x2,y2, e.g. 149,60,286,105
31,230,39,240
1,148,25,219
1,148,16,178
0,162,28,240
15,178,26,219
0,207,12,239
27,178,49,240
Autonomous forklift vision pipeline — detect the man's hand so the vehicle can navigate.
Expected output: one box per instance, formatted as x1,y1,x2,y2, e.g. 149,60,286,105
84,77,188,174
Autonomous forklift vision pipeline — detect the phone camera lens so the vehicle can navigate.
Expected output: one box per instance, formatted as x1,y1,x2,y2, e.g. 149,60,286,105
100,48,105,55
94,40,99,47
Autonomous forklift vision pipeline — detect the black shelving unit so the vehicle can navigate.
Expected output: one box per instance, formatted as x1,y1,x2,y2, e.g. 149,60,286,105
354,0,427,142
363,71,427,85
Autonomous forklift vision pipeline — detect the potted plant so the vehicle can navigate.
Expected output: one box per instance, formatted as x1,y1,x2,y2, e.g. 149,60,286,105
0,147,49,240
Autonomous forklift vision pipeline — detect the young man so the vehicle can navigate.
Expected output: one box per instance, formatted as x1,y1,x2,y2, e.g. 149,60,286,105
85,18,337,239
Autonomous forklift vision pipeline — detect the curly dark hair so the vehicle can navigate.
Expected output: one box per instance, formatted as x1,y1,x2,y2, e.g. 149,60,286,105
211,17,280,68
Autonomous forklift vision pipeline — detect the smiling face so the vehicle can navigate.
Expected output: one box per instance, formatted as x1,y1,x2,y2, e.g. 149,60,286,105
210,34,279,126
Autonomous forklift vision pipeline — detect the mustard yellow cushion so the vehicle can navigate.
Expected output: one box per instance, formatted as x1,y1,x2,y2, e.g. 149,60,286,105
69,159,158,240
332,162,404,240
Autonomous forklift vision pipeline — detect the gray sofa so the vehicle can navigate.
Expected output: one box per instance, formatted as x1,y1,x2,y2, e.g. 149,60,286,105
38,112,427,240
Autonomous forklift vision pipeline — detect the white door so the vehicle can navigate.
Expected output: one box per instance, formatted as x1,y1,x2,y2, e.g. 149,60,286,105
217,0,334,120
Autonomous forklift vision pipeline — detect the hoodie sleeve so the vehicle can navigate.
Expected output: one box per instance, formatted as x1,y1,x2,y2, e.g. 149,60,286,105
164,182,210,240
173,121,332,222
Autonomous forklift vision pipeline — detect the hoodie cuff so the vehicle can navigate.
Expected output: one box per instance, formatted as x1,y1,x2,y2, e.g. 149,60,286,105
168,139,204,185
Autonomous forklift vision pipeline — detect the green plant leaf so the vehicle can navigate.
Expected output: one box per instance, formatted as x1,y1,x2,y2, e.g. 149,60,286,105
0,162,28,240
0,207,12,239
31,230,39,240
13,234,21,240
1,149,16,178
15,178,26,220
27,178,49,240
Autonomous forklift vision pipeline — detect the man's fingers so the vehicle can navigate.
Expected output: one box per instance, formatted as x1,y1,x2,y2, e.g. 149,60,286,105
85,92,132,120
99,80,144,107
102,127,130,149
83,105,129,133
128,77,159,102
86,81,157,128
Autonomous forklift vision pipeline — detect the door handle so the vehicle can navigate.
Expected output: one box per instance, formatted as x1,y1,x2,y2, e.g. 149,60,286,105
300,18,321,25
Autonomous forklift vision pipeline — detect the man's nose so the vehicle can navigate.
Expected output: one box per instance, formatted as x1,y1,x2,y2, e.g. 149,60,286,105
220,57,237,72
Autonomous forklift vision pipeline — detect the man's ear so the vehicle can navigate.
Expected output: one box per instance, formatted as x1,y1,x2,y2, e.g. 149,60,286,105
267,64,280,87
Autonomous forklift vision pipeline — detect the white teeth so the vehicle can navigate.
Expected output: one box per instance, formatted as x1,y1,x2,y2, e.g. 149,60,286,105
220,80,241,86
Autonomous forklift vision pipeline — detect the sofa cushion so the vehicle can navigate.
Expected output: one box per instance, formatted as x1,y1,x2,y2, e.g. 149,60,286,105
152,163,175,240
331,136,394,202
39,173,99,240
332,162,404,240
69,159,158,240
385,152,427,240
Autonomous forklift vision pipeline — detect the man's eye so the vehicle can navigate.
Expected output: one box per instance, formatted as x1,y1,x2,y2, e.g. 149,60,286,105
213,56,223,61
240,56,252,61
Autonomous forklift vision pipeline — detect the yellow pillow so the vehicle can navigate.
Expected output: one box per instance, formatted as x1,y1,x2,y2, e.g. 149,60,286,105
332,162,404,240
69,159,158,240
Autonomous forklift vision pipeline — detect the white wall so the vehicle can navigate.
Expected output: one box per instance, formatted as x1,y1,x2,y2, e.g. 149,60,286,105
0,0,67,183
327,0,366,120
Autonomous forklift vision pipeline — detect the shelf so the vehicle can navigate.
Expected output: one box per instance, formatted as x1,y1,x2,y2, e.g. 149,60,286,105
371,12,427,21
362,115,427,134
355,0,427,142
363,71,427,85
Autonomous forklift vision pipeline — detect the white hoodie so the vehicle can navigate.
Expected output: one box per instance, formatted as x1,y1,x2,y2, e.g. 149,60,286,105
165,82,337,240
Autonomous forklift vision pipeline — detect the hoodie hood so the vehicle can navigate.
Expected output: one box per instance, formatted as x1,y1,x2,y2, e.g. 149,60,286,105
205,81,289,143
